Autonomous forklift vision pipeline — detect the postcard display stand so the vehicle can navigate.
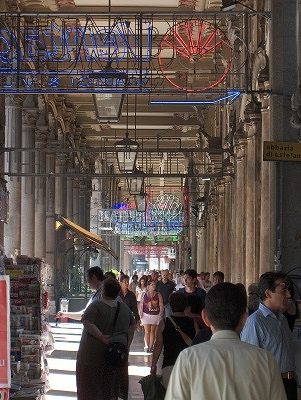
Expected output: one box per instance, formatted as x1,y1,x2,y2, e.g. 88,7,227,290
5,257,52,400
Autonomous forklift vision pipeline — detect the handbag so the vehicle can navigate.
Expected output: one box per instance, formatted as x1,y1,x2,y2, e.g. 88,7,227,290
104,302,128,367
168,317,192,346
139,374,166,400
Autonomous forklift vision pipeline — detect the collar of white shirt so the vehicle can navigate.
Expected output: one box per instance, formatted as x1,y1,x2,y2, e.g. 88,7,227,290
211,330,240,341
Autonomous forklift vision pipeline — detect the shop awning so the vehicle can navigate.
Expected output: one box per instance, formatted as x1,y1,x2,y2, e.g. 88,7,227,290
57,216,118,259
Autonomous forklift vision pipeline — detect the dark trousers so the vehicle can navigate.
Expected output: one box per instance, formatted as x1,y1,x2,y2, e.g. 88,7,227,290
282,377,297,400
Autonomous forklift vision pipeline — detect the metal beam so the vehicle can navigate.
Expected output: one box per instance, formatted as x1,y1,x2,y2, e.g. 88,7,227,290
3,172,233,178
1,147,225,154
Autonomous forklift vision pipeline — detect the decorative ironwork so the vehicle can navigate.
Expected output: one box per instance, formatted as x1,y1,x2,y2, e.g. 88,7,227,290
158,18,233,92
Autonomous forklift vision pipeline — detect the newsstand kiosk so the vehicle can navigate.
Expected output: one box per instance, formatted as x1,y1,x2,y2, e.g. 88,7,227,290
0,275,10,400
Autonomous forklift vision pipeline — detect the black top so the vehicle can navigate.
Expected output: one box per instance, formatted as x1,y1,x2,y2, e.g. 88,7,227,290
178,287,206,307
156,280,176,305
284,300,300,331
119,290,140,323
162,316,196,368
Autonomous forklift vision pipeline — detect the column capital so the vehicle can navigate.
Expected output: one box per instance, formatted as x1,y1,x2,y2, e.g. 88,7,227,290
5,0,19,11
244,113,261,139
234,139,247,160
56,0,76,7
36,127,49,146
22,108,39,127
6,94,23,108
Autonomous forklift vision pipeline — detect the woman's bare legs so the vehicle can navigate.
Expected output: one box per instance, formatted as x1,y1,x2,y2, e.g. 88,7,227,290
144,324,151,351
149,324,157,351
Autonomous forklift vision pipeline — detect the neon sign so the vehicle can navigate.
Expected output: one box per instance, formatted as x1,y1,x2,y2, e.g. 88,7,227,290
0,16,152,93
0,14,247,94
97,203,184,237
0,20,152,65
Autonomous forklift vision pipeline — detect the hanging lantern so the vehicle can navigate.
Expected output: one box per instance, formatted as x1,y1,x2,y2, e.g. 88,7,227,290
115,132,139,173
135,192,147,212
92,63,128,123
127,168,145,195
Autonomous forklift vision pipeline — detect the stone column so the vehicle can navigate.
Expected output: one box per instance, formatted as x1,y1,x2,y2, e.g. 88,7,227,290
79,181,88,228
0,94,5,246
45,135,56,268
216,181,225,272
20,96,38,256
207,212,215,274
259,97,275,274
66,169,74,220
34,111,48,259
4,95,23,258
196,227,205,273
232,141,247,283
244,114,261,286
73,179,80,224
55,153,66,217
223,176,232,281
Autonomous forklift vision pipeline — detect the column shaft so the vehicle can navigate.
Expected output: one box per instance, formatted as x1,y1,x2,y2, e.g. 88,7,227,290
20,98,38,256
259,98,275,274
4,95,22,258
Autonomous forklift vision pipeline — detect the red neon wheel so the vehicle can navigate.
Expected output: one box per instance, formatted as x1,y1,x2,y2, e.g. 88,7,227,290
158,19,233,92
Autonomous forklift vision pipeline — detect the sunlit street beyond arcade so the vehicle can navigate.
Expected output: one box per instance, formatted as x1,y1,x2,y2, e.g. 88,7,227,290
45,323,151,400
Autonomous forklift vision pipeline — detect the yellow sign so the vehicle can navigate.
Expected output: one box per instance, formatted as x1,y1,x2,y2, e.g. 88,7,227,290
263,141,301,161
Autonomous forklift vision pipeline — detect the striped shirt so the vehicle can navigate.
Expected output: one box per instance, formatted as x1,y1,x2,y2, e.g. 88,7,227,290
241,303,295,373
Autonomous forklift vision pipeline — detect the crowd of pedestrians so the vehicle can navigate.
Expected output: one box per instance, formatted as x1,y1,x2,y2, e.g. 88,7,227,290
57,266,300,400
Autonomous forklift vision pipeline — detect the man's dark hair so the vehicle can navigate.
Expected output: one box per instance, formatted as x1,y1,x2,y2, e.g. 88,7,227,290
184,269,198,279
103,278,121,299
120,274,129,283
205,283,247,330
169,292,188,312
257,271,287,300
104,271,116,280
213,271,224,282
87,266,104,281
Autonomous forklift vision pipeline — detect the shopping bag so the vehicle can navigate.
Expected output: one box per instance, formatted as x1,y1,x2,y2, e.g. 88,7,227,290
139,374,166,400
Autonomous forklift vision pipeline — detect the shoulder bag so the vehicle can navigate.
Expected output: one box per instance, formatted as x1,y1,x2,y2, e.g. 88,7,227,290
104,302,128,367
168,316,192,346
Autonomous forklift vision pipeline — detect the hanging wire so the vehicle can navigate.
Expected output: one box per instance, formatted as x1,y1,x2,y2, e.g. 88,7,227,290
126,94,129,133
134,94,137,141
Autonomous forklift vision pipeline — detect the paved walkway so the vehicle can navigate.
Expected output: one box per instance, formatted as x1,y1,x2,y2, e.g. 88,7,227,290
45,322,151,400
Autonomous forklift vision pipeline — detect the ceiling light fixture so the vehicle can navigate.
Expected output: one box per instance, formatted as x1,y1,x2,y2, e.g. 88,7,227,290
92,62,128,123
127,168,145,195
135,191,147,212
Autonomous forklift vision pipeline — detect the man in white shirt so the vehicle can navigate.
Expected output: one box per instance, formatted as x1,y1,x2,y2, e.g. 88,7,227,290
165,282,286,400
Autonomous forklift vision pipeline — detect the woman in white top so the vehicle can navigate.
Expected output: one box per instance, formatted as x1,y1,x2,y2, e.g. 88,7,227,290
136,275,147,305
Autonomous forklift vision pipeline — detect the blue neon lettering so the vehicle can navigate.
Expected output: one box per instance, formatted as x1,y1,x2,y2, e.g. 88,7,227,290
0,28,18,63
0,21,152,67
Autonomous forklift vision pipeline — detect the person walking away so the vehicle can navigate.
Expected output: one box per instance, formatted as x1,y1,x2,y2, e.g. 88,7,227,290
76,278,135,400
150,292,197,388
139,280,163,352
241,272,297,400
165,282,286,400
